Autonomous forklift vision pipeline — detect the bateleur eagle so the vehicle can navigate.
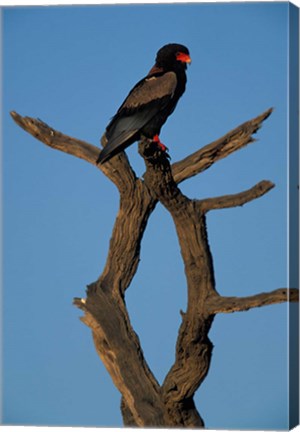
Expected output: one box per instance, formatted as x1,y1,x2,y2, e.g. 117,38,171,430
96,43,191,164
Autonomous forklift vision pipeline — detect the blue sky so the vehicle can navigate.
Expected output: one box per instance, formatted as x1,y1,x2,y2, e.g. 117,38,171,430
1,2,296,429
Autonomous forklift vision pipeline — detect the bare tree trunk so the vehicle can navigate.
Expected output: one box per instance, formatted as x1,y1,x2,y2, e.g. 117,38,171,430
11,108,299,427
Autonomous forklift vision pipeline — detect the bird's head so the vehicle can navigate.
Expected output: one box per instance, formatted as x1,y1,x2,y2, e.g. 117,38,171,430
155,43,191,71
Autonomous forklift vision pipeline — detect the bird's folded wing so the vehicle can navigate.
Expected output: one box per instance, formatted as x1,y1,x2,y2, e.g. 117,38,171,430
121,71,177,110
99,106,159,163
98,72,177,163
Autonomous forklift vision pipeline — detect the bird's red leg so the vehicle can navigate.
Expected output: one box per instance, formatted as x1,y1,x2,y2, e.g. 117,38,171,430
153,134,169,152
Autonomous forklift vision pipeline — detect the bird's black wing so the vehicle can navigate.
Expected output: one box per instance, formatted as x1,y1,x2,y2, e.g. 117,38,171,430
97,72,177,163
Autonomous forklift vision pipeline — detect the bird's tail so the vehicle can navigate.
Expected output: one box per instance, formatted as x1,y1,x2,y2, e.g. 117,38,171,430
96,139,126,164
96,129,138,164
96,145,114,164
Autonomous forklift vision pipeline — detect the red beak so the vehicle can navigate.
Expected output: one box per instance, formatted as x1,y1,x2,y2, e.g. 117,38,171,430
176,52,192,64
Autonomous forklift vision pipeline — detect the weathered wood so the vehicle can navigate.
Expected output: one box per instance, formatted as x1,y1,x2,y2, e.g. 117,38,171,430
172,107,273,184
120,397,138,426
98,177,156,297
11,108,298,428
207,288,299,314
140,140,216,426
74,293,164,427
199,180,275,212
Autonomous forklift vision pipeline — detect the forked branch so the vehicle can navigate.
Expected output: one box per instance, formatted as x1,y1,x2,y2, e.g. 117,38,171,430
11,107,298,428
10,108,273,188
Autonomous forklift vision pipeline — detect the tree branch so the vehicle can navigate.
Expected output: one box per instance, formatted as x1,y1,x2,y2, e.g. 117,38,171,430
12,106,295,429
172,108,273,184
121,397,139,426
11,110,164,426
11,108,273,189
73,293,165,427
98,178,156,297
10,111,136,192
207,288,299,314
139,140,217,427
199,180,275,212
11,111,99,164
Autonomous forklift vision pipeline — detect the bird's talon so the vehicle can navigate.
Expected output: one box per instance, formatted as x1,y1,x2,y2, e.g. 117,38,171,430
159,143,169,152
153,135,169,152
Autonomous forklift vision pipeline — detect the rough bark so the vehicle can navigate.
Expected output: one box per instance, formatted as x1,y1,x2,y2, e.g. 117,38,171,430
207,288,299,314
11,108,298,427
172,108,273,183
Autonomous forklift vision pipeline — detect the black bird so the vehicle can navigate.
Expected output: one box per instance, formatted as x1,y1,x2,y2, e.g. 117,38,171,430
96,43,191,164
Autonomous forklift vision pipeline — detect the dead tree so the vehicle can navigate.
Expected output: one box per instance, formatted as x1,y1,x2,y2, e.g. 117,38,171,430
11,108,298,427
